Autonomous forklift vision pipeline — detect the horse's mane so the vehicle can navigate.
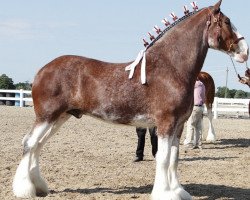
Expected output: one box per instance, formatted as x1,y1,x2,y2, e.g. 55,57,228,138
126,8,205,84
145,9,204,50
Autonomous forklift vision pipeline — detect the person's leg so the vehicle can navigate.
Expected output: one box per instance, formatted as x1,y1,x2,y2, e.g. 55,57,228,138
149,127,158,157
193,107,204,148
134,127,147,162
184,108,195,147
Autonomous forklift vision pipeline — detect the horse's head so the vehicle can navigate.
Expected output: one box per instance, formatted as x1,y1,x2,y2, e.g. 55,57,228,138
207,0,249,63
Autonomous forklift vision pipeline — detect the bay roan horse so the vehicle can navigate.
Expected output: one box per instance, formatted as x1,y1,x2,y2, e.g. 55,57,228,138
198,71,216,142
13,0,248,199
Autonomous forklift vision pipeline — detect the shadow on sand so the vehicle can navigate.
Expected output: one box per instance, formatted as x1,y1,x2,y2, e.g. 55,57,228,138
51,183,249,199
206,138,250,150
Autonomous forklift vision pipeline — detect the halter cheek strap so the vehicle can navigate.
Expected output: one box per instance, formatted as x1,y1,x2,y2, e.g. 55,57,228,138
207,9,245,52
207,10,222,48
228,36,245,52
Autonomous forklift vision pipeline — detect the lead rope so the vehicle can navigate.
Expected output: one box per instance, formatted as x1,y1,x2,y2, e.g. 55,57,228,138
246,61,249,70
229,56,241,80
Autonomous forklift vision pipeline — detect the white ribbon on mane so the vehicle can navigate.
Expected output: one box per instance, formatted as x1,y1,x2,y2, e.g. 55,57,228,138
125,49,147,84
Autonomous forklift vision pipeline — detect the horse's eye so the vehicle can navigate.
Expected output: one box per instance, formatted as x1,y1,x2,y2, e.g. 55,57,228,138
225,18,231,25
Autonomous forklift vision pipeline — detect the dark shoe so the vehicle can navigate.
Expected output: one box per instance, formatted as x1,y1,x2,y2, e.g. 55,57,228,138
133,157,143,162
192,146,202,149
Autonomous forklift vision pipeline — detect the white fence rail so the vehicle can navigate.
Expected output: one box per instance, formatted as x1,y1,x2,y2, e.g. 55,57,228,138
0,90,249,118
213,97,249,119
213,97,250,119
0,89,32,107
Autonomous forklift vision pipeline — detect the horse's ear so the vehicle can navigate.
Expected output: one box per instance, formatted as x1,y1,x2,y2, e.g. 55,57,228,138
213,0,222,13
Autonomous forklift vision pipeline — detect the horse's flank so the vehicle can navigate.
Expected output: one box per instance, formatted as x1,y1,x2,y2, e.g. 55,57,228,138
33,55,156,126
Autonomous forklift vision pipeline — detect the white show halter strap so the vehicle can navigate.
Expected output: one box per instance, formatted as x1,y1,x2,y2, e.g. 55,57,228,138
125,49,147,84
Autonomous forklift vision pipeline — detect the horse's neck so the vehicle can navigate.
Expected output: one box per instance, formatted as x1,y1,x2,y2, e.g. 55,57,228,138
147,9,209,84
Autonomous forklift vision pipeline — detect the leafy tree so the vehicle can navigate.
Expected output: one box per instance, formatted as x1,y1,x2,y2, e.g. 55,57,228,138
228,89,237,98
234,90,247,98
216,87,249,99
216,86,228,98
0,74,15,89
15,81,32,90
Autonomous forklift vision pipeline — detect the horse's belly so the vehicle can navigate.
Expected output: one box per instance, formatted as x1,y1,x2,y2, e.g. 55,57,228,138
89,109,154,127
129,114,155,128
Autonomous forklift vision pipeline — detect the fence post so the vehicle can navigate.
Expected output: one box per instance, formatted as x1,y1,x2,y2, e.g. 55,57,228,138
20,89,24,107
214,97,218,119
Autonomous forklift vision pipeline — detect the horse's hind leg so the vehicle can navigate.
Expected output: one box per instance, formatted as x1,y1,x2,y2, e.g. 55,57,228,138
205,107,216,143
13,121,53,198
29,114,71,196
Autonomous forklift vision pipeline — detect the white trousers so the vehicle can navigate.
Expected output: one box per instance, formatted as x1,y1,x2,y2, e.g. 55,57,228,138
184,106,204,147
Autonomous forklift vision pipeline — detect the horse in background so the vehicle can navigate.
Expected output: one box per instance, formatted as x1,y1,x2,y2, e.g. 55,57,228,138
13,1,248,199
198,71,216,142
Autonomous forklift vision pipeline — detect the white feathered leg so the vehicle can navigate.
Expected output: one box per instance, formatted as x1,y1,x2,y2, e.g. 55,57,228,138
169,135,192,199
13,122,52,198
151,135,173,200
30,114,71,196
152,126,192,200
206,108,216,143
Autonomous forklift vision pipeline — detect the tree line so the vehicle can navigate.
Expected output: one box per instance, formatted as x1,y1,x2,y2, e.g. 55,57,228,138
215,86,249,99
0,74,31,90
0,74,249,98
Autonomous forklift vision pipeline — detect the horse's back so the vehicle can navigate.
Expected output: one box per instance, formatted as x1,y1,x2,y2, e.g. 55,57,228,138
32,55,130,93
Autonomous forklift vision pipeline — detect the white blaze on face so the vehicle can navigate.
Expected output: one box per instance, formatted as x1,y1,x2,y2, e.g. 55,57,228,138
230,24,249,63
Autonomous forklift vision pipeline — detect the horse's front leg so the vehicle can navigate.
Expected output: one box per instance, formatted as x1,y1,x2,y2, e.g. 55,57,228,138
169,126,192,199
151,124,192,200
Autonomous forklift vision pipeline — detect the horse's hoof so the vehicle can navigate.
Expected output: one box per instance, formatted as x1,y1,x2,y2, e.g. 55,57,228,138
13,178,36,198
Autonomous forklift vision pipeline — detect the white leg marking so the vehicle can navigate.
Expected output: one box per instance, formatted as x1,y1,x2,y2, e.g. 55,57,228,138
13,122,52,198
152,135,192,200
30,114,71,196
152,136,172,200
12,154,36,198
206,108,216,143
29,151,49,197
169,136,192,200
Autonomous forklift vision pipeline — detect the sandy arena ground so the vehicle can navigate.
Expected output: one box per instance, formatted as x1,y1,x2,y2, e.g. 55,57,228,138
0,106,249,200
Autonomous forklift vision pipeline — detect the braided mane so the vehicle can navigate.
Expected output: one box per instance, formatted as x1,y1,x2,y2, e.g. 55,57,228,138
146,9,202,50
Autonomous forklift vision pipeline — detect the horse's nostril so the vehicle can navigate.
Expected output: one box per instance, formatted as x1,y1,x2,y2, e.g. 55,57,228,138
243,54,248,60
